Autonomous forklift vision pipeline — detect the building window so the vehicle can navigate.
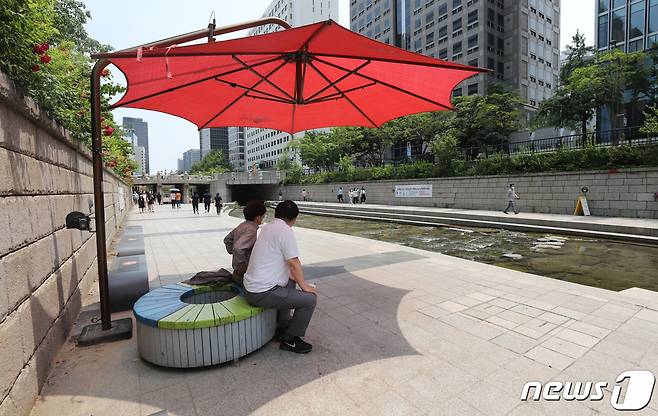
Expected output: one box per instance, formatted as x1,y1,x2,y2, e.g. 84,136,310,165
650,0,658,34
630,2,644,38
612,0,625,9
598,0,609,13
453,87,463,97
468,34,478,48
598,14,609,47
611,8,626,44
628,38,644,51
467,83,478,95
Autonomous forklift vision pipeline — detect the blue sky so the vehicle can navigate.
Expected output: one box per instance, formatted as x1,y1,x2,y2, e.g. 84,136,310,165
83,0,594,173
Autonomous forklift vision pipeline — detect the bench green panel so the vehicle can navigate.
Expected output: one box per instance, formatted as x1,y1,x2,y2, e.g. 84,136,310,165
156,293,265,329
158,304,200,329
221,296,264,322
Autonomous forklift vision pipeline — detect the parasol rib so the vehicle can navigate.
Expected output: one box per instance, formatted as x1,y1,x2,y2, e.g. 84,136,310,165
308,61,378,128
305,60,371,102
313,56,454,111
199,59,290,129
232,55,295,101
110,55,283,109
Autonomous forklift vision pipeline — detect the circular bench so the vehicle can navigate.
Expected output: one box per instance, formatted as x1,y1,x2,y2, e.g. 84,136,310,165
133,283,276,368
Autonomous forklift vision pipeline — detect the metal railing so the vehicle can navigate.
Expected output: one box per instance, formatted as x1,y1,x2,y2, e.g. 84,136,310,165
461,127,658,161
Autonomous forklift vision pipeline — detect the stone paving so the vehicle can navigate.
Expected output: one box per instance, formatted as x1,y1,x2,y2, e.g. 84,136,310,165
30,204,658,416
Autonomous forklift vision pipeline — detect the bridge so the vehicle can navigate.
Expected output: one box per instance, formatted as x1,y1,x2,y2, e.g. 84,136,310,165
132,171,285,203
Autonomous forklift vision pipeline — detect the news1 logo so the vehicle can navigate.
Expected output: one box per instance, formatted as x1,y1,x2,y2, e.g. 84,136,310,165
521,371,656,411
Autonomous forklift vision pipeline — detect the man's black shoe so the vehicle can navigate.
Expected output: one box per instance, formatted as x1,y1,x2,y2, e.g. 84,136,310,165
280,336,312,354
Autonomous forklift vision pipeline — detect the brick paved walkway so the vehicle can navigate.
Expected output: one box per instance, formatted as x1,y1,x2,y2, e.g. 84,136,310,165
30,204,658,416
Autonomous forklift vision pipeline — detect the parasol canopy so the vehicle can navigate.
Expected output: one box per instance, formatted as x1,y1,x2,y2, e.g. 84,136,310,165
99,20,487,133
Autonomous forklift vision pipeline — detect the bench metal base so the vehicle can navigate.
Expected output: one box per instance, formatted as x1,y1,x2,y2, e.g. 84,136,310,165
77,318,133,347
136,309,276,368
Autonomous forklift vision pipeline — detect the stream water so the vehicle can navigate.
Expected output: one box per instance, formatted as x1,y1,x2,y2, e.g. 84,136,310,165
230,208,658,292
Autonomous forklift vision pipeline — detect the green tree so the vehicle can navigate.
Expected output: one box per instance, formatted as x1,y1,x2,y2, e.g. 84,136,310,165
189,150,232,174
641,107,658,135
276,147,295,171
292,131,345,171
379,112,453,159
559,31,595,83
450,86,521,149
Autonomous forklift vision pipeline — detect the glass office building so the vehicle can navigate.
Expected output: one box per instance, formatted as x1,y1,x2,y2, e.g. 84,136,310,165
596,0,658,52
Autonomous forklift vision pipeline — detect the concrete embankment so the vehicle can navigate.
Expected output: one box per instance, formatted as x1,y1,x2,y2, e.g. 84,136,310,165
282,168,658,219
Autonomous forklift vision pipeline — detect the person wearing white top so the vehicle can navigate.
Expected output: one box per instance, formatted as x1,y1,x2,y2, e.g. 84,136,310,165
243,200,317,354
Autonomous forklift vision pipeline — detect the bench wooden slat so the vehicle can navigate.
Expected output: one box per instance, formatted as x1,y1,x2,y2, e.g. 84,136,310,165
158,305,198,329
194,304,216,329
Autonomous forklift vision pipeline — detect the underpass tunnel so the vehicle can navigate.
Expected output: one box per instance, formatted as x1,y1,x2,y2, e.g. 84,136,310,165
191,184,211,197
229,184,280,205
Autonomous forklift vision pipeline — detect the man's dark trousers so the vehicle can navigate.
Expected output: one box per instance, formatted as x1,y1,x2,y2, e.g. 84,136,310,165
245,280,316,337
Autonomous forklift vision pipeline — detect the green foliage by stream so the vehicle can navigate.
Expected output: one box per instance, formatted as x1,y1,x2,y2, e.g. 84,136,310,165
285,144,658,185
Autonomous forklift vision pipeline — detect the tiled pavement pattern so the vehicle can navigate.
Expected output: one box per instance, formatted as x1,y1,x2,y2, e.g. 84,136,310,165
30,205,658,416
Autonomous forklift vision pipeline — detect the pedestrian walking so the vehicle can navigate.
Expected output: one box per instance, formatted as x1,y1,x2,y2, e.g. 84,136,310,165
352,187,359,204
214,193,223,215
360,186,367,204
347,188,353,204
156,192,162,205
170,190,176,209
147,193,155,212
301,189,307,201
336,187,344,203
203,191,212,213
503,184,520,215
278,190,283,201
138,193,146,213
132,191,139,204
191,192,200,214
176,192,182,209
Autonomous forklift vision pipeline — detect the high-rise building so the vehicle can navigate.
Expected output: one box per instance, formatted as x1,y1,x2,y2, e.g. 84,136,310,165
177,158,184,173
350,0,560,107
245,0,345,171
122,129,147,176
595,0,657,131
199,128,230,160
228,127,246,172
182,149,201,172
122,117,150,174
596,0,658,52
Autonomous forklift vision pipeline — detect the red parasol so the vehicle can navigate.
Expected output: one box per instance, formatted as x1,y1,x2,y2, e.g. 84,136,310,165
84,18,487,335
97,20,487,133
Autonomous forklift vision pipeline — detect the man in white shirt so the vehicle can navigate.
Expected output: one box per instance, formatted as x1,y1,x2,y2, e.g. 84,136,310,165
244,200,317,353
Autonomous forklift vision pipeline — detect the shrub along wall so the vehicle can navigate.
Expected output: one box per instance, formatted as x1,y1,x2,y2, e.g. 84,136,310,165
0,71,131,416
285,145,658,186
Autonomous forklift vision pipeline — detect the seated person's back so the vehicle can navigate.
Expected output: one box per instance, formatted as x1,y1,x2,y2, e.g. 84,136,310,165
223,201,266,284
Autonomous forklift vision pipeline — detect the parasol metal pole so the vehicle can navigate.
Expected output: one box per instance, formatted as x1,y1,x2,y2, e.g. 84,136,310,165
76,59,134,346
91,58,111,331
80,16,294,345
92,17,292,59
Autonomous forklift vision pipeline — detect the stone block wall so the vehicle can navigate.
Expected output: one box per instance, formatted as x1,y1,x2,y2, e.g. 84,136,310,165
0,71,131,416
282,168,658,218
